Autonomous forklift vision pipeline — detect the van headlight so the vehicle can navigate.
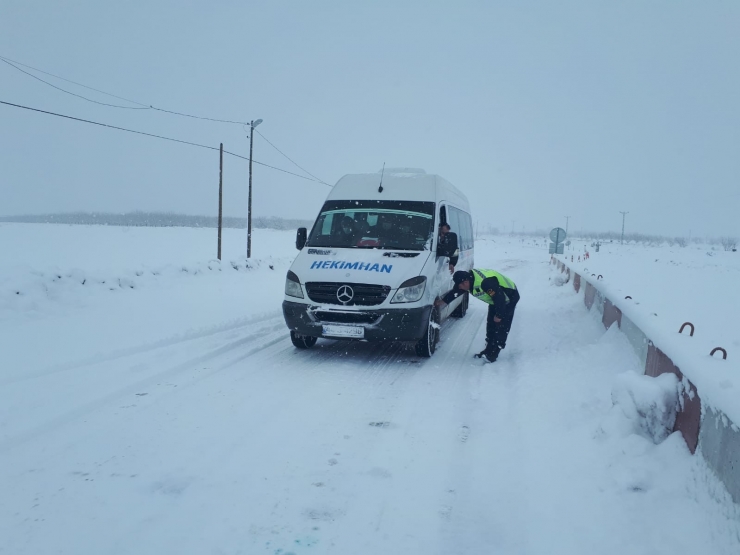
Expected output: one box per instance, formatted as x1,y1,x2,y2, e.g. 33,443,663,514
285,270,304,299
391,276,426,304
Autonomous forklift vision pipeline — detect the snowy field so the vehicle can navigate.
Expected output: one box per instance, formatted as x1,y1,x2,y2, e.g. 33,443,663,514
1,223,739,554
558,238,740,355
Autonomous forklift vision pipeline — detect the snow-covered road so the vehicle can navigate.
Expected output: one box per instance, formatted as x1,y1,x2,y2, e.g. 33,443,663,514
1,227,738,554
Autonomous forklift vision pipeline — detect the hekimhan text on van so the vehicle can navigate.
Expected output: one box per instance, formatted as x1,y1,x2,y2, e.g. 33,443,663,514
310,260,393,273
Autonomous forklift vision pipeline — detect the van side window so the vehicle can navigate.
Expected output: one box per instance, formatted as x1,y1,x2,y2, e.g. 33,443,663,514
464,213,472,248
466,213,473,248
439,206,447,228
446,206,474,251
459,210,469,250
448,207,460,244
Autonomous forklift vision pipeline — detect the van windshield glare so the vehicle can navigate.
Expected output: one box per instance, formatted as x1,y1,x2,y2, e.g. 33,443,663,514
306,200,435,250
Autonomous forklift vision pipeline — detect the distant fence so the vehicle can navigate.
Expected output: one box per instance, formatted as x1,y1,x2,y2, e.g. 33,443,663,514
552,256,740,505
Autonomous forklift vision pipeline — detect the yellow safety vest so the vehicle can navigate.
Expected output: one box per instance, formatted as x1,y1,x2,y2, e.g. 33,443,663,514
471,269,517,306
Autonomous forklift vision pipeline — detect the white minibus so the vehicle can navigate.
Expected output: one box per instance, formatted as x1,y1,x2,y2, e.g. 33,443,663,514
282,168,474,357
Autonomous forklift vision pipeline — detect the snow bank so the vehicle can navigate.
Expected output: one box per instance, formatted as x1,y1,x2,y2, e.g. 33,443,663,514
555,244,739,426
0,257,276,322
554,253,738,425
0,224,298,377
0,222,291,268
0,224,297,322
553,255,740,504
610,371,678,444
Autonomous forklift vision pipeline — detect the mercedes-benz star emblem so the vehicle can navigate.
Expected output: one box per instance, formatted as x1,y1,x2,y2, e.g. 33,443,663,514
336,285,354,304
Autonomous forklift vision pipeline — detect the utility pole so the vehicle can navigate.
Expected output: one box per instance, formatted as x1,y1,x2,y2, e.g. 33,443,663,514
511,220,515,235
218,143,223,260
247,118,263,259
620,211,629,245
565,215,571,236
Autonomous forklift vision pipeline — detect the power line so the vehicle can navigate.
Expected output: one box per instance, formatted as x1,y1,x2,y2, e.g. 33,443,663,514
254,128,330,186
0,54,148,107
0,99,217,148
0,57,150,110
222,148,331,185
2,53,329,184
0,99,331,186
2,54,330,183
149,106,250,126
0,53,251,125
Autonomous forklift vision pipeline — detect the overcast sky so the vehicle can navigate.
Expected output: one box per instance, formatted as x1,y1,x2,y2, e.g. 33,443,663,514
1,1,738,237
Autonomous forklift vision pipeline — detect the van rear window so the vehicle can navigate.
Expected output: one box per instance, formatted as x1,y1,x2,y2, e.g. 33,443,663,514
306,200,435,251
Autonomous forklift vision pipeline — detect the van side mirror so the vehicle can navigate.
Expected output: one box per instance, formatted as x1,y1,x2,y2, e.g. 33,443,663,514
296,227,307,250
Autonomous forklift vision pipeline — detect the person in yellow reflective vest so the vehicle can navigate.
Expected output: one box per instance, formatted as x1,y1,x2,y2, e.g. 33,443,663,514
436,269,520,362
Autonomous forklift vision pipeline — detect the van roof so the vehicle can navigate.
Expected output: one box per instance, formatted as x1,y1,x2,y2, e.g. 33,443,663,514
328,170,469,210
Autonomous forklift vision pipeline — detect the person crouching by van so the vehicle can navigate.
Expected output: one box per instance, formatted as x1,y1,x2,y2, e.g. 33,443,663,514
437,223,459,273
435,269,520,363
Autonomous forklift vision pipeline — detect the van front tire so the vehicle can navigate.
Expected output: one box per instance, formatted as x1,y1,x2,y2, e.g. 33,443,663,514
415,307,440,357
290,330,317,349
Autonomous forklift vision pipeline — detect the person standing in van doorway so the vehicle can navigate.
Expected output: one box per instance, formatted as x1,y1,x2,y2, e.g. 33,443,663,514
435,269,520,363
437,223,458,273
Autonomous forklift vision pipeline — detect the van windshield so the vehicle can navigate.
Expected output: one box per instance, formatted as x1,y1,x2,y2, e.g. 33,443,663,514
306,200,435,250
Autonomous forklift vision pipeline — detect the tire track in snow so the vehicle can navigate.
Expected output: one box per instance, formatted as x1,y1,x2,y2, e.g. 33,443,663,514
0,311,284,386
0,322,288,453
251,332,419,401
208,312,489,553
436,259,537,554
306,304,489,549
418,304,489,548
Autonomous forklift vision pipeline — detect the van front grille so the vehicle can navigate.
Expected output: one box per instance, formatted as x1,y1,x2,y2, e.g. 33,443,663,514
305,282,391,306
313,311,381,324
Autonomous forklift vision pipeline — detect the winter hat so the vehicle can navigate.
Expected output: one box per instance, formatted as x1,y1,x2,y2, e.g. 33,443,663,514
453,270,472,286
480,276,501,292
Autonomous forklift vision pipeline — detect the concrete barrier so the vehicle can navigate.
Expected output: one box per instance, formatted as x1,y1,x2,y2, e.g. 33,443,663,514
701,408,740,503
584,281,596,311
619,314,650,369
644,341,701,453
602,298,622,331
553,255,739,503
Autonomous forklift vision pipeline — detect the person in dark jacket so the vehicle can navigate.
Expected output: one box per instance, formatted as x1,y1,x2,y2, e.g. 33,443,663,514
437,223,458,273
436,269,520,362
336,215,358,247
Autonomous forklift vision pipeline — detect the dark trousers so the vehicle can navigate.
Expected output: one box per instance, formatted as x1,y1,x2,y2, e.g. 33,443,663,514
485,291,519,354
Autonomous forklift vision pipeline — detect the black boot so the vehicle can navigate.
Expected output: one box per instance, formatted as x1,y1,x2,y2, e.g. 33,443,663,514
474,346,499,363
483,347,499,363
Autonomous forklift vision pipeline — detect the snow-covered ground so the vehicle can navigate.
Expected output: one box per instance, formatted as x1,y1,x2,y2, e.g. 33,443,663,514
1,224,738,554
554,239,739,425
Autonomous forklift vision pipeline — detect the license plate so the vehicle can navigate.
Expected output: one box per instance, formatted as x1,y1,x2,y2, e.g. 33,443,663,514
322,324,364,338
